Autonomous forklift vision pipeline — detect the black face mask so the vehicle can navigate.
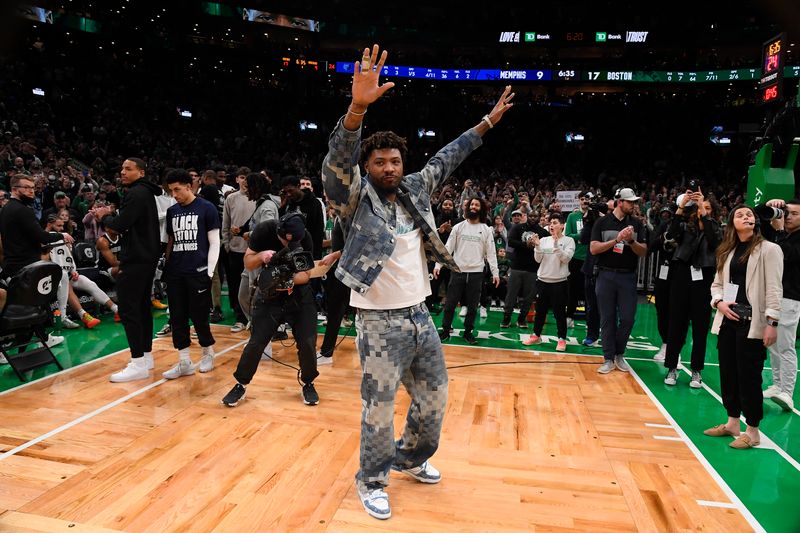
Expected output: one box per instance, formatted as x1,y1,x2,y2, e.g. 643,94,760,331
18,195,34,206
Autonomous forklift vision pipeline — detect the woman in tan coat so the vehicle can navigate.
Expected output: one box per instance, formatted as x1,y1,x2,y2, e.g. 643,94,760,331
704,205,783,449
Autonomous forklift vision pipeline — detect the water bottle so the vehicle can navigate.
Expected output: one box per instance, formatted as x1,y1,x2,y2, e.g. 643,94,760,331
53,309,62,331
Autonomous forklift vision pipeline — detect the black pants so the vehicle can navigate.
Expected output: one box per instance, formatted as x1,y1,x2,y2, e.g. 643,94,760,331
320,270,350,357
665,264,714,371
442,272,483,334
503,269,537,324
566,258,585,319
717,320,766,427
426,263,450,308
166,274,215,350
117,262,157,358
584,273,600,341
653,275,671,344
233,285,319,386
225,251,247,323
534,280,568,339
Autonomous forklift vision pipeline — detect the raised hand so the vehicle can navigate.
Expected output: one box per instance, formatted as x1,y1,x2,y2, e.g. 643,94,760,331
486,85,515,126
351,44,395,108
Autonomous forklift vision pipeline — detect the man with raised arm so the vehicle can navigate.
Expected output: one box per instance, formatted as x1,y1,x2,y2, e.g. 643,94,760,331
322,44,514,520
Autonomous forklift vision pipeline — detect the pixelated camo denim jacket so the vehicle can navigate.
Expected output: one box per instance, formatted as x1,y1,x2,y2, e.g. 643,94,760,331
322,116,482,295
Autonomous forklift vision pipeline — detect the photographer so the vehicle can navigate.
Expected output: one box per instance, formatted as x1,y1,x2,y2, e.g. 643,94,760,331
761,198,800,411
662,189,722,388
221,213,319,408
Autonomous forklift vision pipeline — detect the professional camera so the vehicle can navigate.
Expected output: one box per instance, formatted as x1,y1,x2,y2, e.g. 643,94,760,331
584,202,608,224
257,246,314,298
754,203,785,221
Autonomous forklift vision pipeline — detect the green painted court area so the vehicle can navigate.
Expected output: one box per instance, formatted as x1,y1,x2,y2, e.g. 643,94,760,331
2,299,798,532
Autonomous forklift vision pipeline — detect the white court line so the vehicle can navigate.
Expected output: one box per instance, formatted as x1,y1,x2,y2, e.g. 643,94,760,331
645,423,674,429
697,500,738,509
0,324,240,397
0,339,247,462
653,435,684,442
674,365,800,473
626,365,765,532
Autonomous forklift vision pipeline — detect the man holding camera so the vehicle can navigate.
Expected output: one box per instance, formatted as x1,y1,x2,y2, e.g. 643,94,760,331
763,198,800,410
221,213,319,407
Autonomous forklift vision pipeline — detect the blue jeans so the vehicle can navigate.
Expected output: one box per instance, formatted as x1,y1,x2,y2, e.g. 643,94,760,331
355,302,448,491
595,270,637,360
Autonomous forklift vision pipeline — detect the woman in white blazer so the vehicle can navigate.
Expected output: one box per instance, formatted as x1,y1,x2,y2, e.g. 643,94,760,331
704,205,783,449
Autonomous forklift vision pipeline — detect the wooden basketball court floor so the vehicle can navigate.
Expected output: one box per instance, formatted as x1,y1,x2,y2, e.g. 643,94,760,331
0,324,765,533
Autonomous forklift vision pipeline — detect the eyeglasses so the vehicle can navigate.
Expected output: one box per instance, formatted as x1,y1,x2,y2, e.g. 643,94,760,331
13,185,34,190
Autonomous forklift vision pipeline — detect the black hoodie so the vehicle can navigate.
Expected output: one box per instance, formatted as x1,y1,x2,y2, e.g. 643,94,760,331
105,178,162,266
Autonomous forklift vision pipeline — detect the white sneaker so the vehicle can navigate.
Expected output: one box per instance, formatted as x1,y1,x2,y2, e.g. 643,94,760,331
459,306,467,317
199,348,214,373
162,360,195,380
0,353,7,364
62,317,81,329
110,360,149,382
45,334,64,348
479,306,488,318
689,370,703,389
772,391,795,411
763,384,780,398
317,313,327,322
356,482,391,520
654,344,667,362
342,318,353,328
317,351,333,365
144,353,154,370
566,317,574,328
230,322,246,333
664,369,678,386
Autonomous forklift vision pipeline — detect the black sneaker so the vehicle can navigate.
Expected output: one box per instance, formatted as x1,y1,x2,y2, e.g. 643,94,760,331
500,320,511,329
302,382,319,405
210,308,224,323
273,330,288,341
438,330,450,342
221,383,246,407
463,332,478,345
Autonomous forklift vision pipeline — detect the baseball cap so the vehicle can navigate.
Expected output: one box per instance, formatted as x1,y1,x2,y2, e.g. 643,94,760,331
81,184,94,193
617,188,640,201
54,191,67,199
579,190,595,199
511,209,523,216
278,214,306,249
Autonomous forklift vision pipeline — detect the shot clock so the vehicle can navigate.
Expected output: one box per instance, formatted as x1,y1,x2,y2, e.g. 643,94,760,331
759,33,785,104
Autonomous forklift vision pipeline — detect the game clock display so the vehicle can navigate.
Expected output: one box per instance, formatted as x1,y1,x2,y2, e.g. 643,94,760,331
759,33,785,104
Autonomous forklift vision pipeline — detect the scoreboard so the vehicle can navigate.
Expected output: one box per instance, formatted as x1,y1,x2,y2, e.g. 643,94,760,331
333,62,800,85
759,33,785,103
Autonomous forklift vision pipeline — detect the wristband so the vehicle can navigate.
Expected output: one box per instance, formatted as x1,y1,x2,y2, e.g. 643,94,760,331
767,318,779,327
347,105,367,116
482,115,494,129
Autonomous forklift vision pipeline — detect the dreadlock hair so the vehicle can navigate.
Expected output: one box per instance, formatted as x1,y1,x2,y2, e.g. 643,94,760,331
360,131,408,168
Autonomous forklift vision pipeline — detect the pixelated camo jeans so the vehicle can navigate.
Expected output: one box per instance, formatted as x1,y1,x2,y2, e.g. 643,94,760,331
355,302,448,491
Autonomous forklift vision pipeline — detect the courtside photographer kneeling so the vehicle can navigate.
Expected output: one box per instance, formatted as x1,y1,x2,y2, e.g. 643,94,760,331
221,212,320,407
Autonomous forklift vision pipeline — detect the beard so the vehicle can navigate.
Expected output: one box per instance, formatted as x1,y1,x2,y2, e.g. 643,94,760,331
466,210,480,220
